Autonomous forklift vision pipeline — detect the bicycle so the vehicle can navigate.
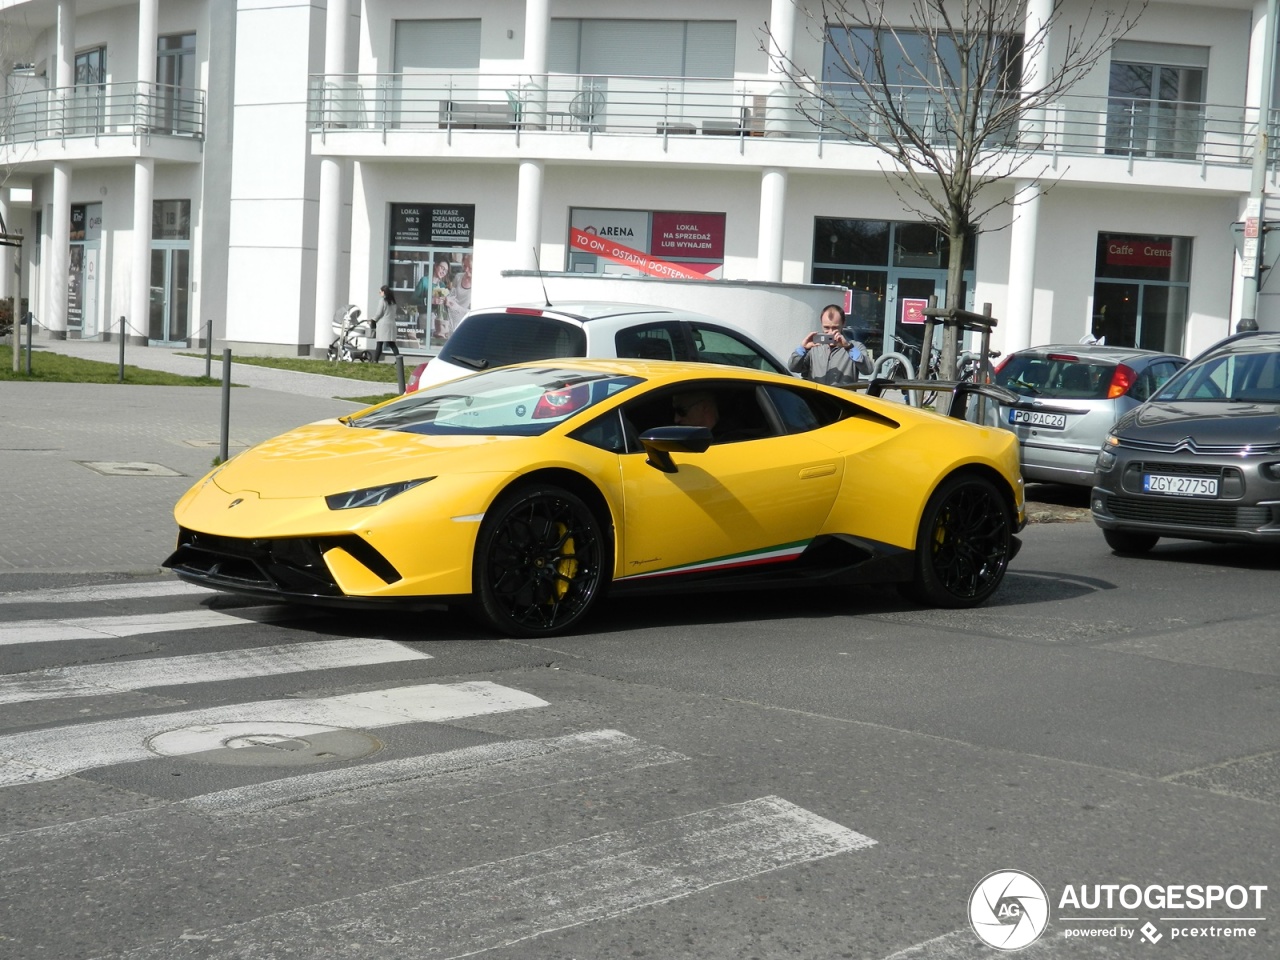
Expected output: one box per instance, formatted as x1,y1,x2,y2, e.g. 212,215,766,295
872,336,1000,409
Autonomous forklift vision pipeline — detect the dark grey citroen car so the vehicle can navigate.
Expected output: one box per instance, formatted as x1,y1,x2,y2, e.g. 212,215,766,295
1092,331,1280,552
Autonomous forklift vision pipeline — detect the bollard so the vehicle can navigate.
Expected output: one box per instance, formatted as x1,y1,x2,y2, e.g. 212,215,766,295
204,320,213,379
24,311,33,375
219,348,232,464
118,316,126,383
395,355,406,394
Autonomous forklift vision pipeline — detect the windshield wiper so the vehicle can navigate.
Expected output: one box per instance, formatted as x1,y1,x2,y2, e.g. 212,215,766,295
1008,379,1040,396
451,355,489,371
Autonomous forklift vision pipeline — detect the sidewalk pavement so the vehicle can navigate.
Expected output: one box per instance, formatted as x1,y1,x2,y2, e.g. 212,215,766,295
0,338,399,577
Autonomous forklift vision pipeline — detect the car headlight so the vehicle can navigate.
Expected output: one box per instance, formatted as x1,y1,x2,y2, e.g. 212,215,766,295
1096,449,1117,471
325,477,434,510
1104,433,1120,447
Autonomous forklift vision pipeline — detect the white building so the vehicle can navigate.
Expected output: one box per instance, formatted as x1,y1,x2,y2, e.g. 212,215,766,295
1,0,1277,363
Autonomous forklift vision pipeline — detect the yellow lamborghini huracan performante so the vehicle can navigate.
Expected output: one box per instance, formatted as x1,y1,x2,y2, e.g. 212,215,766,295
165,360,1025,637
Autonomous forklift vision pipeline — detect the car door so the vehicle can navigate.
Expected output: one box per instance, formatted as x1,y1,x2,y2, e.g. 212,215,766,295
613,382,843,581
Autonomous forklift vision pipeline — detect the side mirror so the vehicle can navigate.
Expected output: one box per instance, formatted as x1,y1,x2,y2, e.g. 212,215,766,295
638,425,713,473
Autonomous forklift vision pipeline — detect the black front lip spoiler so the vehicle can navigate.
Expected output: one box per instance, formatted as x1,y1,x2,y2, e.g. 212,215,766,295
166,562,464,611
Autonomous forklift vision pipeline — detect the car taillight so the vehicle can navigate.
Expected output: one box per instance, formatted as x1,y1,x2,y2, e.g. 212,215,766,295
506,307,544,317
1107,363,1137,399
532,384,590,418
992,354,1011,375
1047,353,1079,363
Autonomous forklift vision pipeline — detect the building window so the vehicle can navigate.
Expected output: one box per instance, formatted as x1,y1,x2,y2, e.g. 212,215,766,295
156,33,197,135
393,20,482,73
812,217,975,358
388,203,475,350
71,46,106,134
1105,42,1207,160
1092,233,1191,352
549,20,735,78
152,200,191,241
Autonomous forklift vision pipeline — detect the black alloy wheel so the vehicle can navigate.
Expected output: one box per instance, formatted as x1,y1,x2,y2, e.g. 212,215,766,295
470,483,607,637
1102,528,1159,554
909,474,1012,607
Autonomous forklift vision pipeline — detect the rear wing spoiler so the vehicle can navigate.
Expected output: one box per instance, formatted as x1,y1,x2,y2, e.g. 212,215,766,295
862,378,1087,423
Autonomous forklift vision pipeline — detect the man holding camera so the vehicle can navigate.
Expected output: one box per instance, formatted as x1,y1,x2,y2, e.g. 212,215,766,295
789,303,874,387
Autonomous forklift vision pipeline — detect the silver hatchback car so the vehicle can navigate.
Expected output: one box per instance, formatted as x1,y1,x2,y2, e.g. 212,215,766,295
991,344,1186,486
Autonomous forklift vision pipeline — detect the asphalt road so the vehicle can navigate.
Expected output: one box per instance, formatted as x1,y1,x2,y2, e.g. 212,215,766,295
0,510,1275,960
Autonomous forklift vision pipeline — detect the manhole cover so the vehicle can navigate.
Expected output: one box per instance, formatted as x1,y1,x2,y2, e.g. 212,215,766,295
77,461,185,477
147,722,382,767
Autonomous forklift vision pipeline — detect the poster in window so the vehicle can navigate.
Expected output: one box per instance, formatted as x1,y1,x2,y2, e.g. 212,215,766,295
388,203,475,350
568,208,725,280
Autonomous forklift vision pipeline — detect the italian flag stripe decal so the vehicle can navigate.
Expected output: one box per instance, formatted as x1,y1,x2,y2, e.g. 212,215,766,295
621,540,811,581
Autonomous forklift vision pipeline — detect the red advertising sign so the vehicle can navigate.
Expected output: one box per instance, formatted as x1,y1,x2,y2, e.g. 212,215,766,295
569,228,711,281
902,298,928,325
1105,239,1173,267
650,212,725,260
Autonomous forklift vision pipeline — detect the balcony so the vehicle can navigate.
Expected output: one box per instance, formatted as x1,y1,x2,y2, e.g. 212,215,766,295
0,81,205,163
308,72,1269,177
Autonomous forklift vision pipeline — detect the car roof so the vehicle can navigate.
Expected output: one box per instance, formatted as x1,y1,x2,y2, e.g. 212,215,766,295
1012,344,1185,362
472,301,731,325
474,356,794,383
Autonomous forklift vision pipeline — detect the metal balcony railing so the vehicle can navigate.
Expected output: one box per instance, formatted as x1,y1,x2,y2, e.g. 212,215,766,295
0,81,205,145
308,72,1270,172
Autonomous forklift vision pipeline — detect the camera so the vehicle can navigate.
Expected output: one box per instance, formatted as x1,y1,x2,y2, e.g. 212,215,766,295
813,333,833,345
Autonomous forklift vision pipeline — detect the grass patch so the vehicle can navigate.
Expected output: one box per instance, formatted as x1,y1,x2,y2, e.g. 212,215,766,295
180,352,404,383
340,392,401,407
1,345,224,386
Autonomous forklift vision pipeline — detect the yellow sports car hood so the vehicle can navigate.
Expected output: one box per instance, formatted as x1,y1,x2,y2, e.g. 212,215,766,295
213,420,525,498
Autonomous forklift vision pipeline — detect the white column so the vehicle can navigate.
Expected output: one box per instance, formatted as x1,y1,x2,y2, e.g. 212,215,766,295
136,0,158,85
765,0,797,136
314,0,352,352
1005,182,1041,353
1002,0,1053,353
515,159,545,271
757,167,787,282
129,0,159,343
0,191,11,307
131,159,154,341
46,163,71,337
524,0,549,75
55,1,74,86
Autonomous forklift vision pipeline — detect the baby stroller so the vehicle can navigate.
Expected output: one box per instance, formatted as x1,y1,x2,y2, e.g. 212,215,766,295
326,304,374,362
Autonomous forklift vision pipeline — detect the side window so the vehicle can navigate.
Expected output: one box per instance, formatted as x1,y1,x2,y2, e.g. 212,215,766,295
615,324,679,362
688,324,787,374
763,385,822,433
569,409,630,453
617,382,777,446
763,384,858,432
1135,360,1180,400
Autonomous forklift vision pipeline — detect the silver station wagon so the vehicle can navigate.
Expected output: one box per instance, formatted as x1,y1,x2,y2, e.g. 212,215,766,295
992,344,1186,486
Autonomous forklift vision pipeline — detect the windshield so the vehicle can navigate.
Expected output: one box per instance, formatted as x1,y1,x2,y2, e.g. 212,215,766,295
1154,348,1280,403
348,366,643,436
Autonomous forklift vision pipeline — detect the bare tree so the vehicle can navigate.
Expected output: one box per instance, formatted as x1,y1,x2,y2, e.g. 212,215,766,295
768,0,1145,375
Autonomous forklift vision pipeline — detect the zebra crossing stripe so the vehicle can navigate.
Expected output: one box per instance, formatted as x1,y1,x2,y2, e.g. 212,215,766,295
186,728,686,816
0,580,213,605
0,682,547,788
0,638,430,705
0,606,314,646
111,796,875,960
